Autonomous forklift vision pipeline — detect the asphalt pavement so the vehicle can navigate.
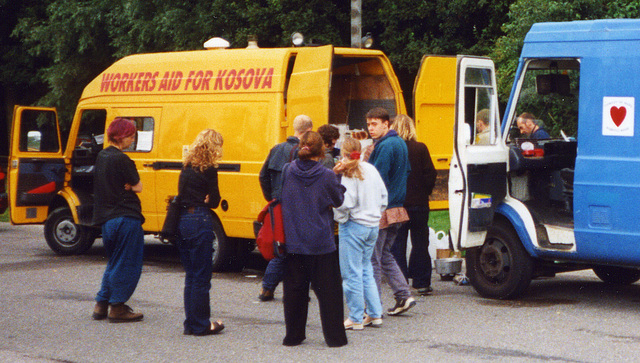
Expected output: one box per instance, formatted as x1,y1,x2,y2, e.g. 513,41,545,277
2,222,640,362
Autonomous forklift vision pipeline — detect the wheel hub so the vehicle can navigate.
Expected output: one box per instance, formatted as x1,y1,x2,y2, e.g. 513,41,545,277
56,220,78,244
479,240,510,279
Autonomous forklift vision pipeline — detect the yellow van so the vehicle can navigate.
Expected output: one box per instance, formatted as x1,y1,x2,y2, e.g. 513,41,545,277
9,44,414,270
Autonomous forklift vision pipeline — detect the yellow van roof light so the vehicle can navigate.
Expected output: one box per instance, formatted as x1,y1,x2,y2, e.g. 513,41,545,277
204,37,230,50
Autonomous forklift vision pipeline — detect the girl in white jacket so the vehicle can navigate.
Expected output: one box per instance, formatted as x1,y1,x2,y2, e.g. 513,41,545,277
333,137,388,330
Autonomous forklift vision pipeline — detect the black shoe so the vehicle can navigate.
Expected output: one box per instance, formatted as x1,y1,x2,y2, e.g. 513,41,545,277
258,288,274,301
387,297,416,316
416,286,433,296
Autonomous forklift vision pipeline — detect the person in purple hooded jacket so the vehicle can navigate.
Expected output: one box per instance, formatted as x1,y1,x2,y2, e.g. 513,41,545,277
280,131,347,348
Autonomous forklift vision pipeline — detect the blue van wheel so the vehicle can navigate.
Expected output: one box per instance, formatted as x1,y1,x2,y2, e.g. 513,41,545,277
593,266,640,285
466,219,534,299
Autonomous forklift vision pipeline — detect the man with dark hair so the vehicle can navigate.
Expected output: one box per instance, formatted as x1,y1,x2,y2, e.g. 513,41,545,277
317,124,340,168
364,107,416,316
257,114,313,301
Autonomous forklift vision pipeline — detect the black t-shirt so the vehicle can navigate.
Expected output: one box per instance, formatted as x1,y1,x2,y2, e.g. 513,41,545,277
178,166,220,209
92,146,144,225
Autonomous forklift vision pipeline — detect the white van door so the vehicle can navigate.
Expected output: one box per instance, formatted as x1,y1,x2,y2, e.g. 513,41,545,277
449,56,508,249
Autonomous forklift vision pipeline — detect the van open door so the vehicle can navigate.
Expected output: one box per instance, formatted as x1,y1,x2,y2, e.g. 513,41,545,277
286,45,333,127
448,57,508,249
9,106,66,224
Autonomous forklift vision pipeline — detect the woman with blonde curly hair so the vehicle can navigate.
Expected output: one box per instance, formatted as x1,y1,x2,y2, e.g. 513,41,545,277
333,137,388,330
176,129,225,336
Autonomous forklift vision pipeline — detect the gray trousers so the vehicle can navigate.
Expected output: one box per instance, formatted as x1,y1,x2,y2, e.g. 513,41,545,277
371,223,412,302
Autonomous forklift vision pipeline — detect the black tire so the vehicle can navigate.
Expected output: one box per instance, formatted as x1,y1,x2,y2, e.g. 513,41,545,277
211,217,239,272
466,219,534,299
44,207,96,255
593,266,640,285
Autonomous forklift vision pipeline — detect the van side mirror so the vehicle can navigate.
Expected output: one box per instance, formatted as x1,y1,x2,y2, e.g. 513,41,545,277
536,74,571,96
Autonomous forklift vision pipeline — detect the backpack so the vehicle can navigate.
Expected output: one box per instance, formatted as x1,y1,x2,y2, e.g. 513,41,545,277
254,199,286,261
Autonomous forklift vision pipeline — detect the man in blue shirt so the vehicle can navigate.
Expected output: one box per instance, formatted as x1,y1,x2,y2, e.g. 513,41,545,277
517,112,550,139
365,107,416,316
257,114,313,301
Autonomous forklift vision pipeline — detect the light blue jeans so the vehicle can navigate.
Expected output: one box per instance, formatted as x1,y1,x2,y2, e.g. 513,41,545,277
339,220,382,323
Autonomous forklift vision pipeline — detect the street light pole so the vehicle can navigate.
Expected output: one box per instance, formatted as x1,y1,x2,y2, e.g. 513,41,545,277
351,0,362,48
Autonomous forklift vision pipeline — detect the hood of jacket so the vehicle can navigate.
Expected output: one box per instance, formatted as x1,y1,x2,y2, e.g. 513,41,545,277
288,159,326,187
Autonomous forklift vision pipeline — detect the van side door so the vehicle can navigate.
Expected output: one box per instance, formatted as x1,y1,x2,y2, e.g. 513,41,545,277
449,56,508,249
9,106,66,224
286,45,333,127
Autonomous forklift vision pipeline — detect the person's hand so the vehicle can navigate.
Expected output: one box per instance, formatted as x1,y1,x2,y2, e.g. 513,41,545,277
124,183,132,191
204,194,210,204
333,161,346,174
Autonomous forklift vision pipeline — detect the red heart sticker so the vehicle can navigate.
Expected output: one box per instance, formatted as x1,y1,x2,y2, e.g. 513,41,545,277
610,106,627,127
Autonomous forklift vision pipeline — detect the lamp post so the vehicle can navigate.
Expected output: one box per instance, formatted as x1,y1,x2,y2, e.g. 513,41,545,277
351,0,361,48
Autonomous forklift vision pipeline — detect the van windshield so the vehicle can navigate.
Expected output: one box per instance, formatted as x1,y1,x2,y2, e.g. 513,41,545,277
507,59,580,143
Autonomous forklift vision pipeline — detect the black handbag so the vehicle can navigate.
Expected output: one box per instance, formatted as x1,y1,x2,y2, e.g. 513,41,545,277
160,178,184,242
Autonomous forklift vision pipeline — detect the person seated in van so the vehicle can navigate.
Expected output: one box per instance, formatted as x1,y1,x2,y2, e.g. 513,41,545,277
517,112,550,139
318,124,341,169
475,109,490,144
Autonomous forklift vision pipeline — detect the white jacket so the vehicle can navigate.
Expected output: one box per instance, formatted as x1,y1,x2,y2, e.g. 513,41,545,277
333,162,388,228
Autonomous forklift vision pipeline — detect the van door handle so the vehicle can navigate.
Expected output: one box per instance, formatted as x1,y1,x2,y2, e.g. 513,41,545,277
454,190,464,193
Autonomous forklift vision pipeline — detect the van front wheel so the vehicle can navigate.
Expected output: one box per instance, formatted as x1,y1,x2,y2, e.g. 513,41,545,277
593,266,640,285
466,219,534,299
44,207,96,255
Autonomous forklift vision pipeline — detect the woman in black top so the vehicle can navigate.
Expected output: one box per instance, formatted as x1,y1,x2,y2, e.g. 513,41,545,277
390,114,437,295
177,129,225,336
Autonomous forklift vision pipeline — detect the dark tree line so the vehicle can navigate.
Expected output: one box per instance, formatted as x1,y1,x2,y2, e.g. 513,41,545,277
1,0,638,157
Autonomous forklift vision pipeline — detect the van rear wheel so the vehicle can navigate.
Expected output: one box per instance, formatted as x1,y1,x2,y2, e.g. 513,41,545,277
593,266,640,285
44,207,96,255
466,219,533,299
210,217,245,272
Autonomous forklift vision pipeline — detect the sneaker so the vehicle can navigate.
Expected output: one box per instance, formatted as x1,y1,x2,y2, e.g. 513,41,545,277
362,314,383,327
387,296,416,316
416,286,434,296
258,288,274,302
344,318,364,330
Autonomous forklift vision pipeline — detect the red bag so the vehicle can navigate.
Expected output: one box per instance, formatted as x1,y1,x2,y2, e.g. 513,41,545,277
255,199,286,261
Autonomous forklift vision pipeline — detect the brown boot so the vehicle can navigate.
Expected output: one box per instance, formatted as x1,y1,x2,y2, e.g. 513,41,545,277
108,303,144,323
92,301,109,320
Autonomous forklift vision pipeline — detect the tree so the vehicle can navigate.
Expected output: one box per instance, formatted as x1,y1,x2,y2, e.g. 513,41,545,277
493,0,640,101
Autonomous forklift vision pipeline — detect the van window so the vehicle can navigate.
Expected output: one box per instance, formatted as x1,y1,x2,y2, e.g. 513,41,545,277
462,67,498,146
123,117,155,152
508,59,580,142
76,109,107,147
19,109,59,152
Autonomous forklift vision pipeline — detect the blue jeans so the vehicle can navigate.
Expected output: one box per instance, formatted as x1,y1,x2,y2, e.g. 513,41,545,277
339,220,382,323
262,254,285,291
96,216,144,304
178,207,214,335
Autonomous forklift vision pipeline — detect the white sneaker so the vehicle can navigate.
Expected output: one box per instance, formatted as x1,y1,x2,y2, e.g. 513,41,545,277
344,318,364,330
363,314,383,327
387,296,416,316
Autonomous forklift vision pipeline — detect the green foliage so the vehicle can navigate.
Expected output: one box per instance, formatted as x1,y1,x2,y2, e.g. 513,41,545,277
493,0,640,101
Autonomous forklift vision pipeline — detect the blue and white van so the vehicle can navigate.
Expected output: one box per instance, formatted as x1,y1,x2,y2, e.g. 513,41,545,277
449,19,640,298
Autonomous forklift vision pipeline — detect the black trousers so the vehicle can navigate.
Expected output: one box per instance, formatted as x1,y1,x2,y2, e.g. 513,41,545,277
392,208,432,288
282,251,347,347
